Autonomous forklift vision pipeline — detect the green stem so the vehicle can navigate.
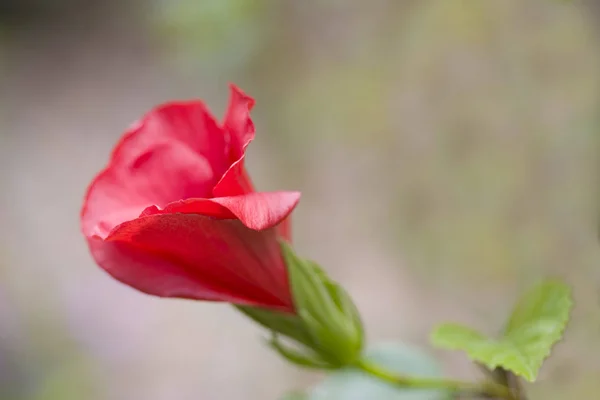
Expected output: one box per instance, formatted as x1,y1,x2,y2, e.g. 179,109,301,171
356,359,516,400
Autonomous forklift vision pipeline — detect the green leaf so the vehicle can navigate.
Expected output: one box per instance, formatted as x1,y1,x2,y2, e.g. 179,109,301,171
431,280,572,382
504,280,571,336
308,342,453,400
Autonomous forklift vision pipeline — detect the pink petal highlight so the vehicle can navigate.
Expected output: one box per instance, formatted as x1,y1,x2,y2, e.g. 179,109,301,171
82,141,216,238
143,191,301,232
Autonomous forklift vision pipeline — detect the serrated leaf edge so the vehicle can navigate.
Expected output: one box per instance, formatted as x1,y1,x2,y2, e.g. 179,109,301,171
430,280,573,382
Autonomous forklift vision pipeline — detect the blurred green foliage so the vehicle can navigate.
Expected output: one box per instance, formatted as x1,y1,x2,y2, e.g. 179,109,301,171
153,0,269,76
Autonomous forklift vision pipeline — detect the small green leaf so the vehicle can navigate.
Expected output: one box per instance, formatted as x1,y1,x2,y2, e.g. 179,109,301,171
431,280,573,382
504,281,571,336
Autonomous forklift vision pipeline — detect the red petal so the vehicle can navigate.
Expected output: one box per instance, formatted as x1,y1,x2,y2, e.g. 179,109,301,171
223,84,255,158
142,191,301,233
277,216,293,242
213,157,254,197
81,101,228,238
82,141,216,239
132,100,228,171
89,214,294,311
213,85,256,197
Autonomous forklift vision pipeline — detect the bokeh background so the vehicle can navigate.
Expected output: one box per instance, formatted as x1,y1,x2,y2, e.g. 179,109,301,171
1,0,599,399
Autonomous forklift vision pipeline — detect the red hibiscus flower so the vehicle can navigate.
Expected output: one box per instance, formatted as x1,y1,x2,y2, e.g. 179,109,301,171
81,85,300,312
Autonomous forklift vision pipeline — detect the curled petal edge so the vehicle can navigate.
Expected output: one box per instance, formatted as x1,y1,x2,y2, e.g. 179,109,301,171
140,191,301,232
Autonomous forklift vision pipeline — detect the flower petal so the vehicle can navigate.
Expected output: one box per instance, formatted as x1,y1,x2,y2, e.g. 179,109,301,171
130,100,228,171
213,157,255,197
212,191,300,232
142,191,301,233
81,100,230,238
223,83,256,158
213,85,256,197
277,216,293,242
82,141,216,239
89,214,294,311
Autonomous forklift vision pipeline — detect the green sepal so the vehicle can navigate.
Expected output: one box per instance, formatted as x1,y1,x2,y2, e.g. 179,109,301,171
236,242,365,370
328,284,365,353
236,305,314,347
298,308,346,367
267,333,337,370
282,243,342,327
281,241,364,367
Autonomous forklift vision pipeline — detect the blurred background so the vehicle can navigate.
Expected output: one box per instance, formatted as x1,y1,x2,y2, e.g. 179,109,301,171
0,0,599,399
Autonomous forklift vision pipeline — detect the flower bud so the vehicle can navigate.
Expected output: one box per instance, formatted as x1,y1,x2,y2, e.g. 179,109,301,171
238,242,364,369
